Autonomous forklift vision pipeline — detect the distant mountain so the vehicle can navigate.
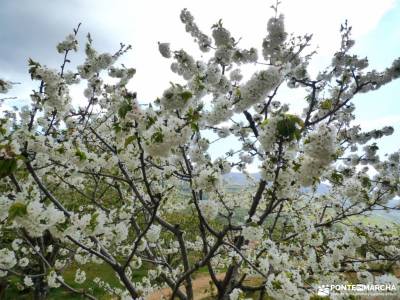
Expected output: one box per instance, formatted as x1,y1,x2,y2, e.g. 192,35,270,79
222,172,330,194
222,172,261,185
222,172,400,223
373,198,400,223
301,184,330,195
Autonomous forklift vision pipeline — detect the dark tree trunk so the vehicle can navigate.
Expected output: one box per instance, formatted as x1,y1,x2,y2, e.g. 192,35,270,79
33,276,49,300
0,280,8,300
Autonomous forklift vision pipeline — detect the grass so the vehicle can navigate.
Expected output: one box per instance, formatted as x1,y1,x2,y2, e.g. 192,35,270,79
2,256,217,299
2,262,148,300
349,214,398,227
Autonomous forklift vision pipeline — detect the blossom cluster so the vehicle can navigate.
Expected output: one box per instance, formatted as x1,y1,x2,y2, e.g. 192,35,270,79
0,5,399,300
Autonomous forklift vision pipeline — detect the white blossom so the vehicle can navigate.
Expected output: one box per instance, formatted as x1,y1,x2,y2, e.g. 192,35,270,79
23,276,34,287
0,248,17,270
146,225,161,243
47,271,62,288
242,225,263,241
74,268,86,284
199,200,219,220
234,68,281,112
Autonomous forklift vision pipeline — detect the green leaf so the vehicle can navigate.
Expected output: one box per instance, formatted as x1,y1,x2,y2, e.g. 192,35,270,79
185,107,201,132
272,279,282,290
118,100,132,119
75,149,87,161
260,118,269,128
151,129,164,143
331,171,344,184
234,87,241,98
286,114,304,128
0,158,18,179
320,99,333,110
88,212,99,231
124,136,136,148
28,58,41,80
113,122,122,133
180,91,192,102
56,146,66,154
361,177,371,189
191,122,199,132
293,161,301,172
145,116,157,129
276,114,303,141
8,202,27,220
277,118,296,139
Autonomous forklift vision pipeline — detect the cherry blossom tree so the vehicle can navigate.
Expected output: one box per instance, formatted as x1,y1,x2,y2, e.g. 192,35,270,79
1,4,400,300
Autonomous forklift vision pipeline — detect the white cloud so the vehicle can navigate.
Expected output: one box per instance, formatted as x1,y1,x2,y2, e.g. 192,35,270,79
281,0,395,46
1,0,396,103
71,0,396,101
357,115,400,131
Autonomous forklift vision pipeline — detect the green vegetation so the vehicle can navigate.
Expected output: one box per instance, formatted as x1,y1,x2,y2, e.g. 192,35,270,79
3,262,147,300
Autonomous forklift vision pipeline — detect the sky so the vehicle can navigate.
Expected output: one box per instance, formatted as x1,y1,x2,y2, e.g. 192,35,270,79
1,0,400,171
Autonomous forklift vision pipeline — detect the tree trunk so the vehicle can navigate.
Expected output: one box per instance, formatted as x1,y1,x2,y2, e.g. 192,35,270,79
217,267,239,300
0,280,8,300
33,277,49,300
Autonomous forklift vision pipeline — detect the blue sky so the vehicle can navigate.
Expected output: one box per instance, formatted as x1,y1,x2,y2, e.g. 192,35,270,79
0,0,399,168
351,1,400,157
